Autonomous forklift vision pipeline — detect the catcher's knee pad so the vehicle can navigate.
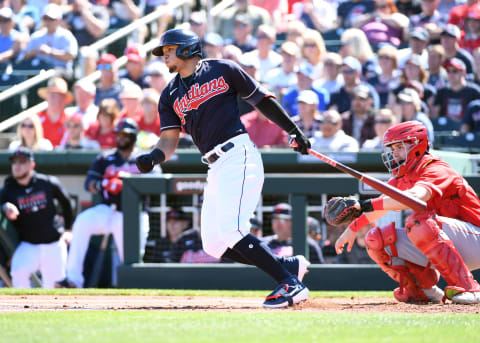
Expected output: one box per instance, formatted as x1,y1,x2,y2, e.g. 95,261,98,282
406,211,480,291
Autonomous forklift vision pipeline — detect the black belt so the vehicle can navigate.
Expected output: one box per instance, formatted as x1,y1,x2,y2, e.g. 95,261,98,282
206,142,234,164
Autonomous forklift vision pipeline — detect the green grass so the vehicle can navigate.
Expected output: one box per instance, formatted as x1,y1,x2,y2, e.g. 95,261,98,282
1,311,479,343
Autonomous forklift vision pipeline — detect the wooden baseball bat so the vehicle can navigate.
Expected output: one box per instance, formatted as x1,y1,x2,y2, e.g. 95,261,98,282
0,264,12,287
307,148,427,212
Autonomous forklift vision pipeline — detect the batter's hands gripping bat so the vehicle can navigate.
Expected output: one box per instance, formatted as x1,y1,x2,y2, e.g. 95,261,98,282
295,145,427,212
86,204,116,288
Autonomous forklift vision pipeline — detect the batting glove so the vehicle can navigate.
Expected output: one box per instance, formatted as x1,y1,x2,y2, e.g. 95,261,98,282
136,149,165,173
289,127,311,155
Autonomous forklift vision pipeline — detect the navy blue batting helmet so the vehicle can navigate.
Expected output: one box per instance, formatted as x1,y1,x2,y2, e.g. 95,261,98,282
114,117,138,135
152,28,202,59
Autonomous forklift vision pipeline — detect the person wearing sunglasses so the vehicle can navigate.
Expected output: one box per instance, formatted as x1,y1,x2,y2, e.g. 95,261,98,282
8,114,53,151
311,109,359,152
361,108,396,151
94,53,123,108
55,112,100,151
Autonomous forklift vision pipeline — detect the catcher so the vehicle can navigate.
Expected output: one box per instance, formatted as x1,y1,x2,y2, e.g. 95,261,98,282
326,121,480,304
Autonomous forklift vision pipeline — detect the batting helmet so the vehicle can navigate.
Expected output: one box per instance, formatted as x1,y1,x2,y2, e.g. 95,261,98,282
152,28,202,59
114,117,138,135
382,121,429,178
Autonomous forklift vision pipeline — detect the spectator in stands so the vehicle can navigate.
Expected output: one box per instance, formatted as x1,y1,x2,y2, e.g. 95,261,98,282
336,222,375,264
0,7,27,63
56,112,101,150
107,0,143,30
36,77,74,147
214,0,272,41
118,81,143,123
222,44,243,64
339,28,376,80
342,84,376,145
353,0,409,48
23,4,78,78
367,45,401,108
284,20,307,47
408,0,446,41
11,0,40,34
1,148,73,288
119,44,148,89
55,118,155,288
291,89,324,139
252,0,287,33
8,114,53,151
361,108,396,150
144,208,190,263
240,109,288,148
144,60,172,94
440,24,475,78
249,215,263,238
203,32,224,59
311,109,359,152
314,52,344,95
264,41,299,100
449,0,479,31
138,88,160,135
300,28,326,80
396,0,422,17
433,58,480,120
64,0,109,48
237,55,258,115
473,46,480,85
462,99,480,132
329,56,380,114
242,24,281,83
427,44,448,89
65,79,98,129
85,98,118,149
398,87,435,141
291,0,337,32
188,11,207,48
282,63,329,117
336,0,375,29
94,53,123,108
307,216,323,248
144,0,170,38
397,26,430,70
460,3,480,54
226,14,256,54
263,203,325,264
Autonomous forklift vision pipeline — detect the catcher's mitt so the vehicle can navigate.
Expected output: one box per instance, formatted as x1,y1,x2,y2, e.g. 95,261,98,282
324,197,361,226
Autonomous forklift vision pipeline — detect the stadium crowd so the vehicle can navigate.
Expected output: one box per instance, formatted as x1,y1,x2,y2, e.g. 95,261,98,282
3,0,480,287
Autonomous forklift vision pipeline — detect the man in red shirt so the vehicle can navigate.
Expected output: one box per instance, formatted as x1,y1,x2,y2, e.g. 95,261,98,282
334,121,480,304
240,110,288,148
37,77,74,147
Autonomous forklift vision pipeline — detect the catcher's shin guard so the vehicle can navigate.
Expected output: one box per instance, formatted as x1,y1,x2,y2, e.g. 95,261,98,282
405,211,480,294
365,222,438,303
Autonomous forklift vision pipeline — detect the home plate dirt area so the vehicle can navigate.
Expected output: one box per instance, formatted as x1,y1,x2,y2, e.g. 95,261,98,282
0,295,479,313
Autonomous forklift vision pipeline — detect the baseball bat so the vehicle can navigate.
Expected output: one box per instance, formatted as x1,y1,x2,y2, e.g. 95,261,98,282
86,204,116,288
0,264,12,287
306,148,427,212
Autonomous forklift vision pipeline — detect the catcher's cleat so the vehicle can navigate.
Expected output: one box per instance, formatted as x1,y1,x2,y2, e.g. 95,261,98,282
281,255,311,282
263,276,309,308
444,286,480,304
54,278,78,288
393,285,443,303
422,286,444,303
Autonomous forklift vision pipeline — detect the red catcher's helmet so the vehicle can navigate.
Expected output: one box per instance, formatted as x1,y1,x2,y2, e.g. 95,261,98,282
382,121,429,178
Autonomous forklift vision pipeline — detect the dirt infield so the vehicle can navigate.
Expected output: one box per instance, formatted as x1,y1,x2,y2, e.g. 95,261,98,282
0,295,479,313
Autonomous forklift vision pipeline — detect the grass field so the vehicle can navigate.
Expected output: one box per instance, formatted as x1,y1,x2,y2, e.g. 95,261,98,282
1,289,479,343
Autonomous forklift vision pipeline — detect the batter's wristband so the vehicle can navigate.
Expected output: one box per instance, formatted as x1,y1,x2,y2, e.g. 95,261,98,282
371,197,384,210
348,213,370,232
151,149,166,164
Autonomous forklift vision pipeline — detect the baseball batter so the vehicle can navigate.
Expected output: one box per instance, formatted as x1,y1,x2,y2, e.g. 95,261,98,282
331,121,480,304
56,118,155,288
136,29,311,308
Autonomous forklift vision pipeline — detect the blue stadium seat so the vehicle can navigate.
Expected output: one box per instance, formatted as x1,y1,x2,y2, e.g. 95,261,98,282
432,116,462,132
437,132,480,153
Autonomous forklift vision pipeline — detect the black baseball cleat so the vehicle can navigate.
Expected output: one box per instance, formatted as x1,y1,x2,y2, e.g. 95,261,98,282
263,276,309,308
54,278,78,288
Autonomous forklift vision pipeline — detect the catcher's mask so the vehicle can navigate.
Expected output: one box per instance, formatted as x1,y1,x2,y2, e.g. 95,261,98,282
382,120,429,178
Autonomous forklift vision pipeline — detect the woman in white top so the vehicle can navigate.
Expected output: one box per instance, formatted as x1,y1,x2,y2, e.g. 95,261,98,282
8,114,53,151
300,29,326,80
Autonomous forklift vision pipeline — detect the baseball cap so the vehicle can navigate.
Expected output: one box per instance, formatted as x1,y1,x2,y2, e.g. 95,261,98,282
119,82,143,99
239,53,259,69
249,216,263,231
43,3,62,20
97,53,117,66
141,88,160,105
125,44,145,63
297,62,314,78
74,79,96,95
297,90,319,105
398,88,420,105
66,112,84,124
353,84,371,99
189,11,206,25
443,57,466,71
9,147,34,162
468,3,480,20
409,27,429,41
234,13,251,26
272,203,292,220
167,208,190,221
280,41,299,57
307,216,321,235
342,56,362,72
0,7,13,20
441,24,461,39
204,32,224,47
405,54,423,68
145,61,169,77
